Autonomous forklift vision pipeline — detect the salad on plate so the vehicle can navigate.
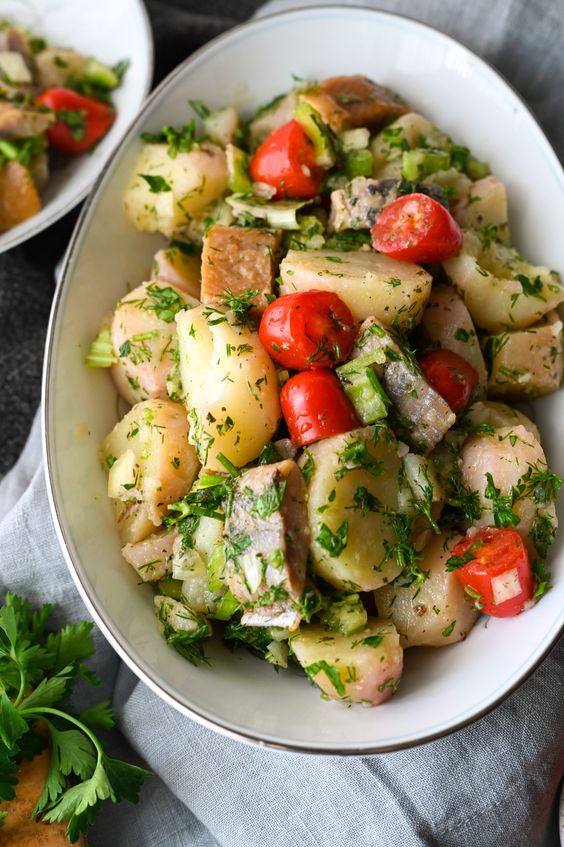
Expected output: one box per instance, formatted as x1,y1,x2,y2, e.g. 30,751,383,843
0,18,126,231
87,74,564,707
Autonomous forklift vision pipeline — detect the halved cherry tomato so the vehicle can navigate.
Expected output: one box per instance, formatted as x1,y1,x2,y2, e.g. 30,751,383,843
371,193,462,263
418,348,478,413
36,88,115,155
249,119,322,198
259,290,356,370
280,369,359,446
449,528,533,617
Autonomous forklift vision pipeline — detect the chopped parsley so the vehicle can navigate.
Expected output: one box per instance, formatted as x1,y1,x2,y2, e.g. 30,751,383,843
335,440,384,480
316,520,349,557
484,473,520,528
141,120,198,158
441,620,456,637
303,660,345,697
138,173,172,193
251,478,287,518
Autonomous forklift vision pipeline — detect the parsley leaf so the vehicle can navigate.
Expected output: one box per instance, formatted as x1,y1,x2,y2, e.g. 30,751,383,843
138,173,172,193
141,120,197,158
484,473,520,528
251,478,287,518
0,594,151,840
335,441,383,480
303,660,346,697
316,520,349,557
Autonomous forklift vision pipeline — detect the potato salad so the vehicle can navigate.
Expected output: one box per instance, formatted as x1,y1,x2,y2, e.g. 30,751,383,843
0,19,125,231
88,74,564,707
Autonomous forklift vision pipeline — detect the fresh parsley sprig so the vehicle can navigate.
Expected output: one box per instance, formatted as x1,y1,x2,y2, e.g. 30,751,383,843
0,593,150,842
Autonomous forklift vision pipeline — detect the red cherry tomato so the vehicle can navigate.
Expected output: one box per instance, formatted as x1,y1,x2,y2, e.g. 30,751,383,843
371,193,462,263
249,119,322,199
280,369,359,447
36,88,115,155
418,349,478,413
259,291,356,370
449,528,533,617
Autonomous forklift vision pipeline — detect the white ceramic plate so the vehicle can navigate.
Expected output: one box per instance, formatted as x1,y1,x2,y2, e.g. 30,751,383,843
43,6,564,754
0,0,153,254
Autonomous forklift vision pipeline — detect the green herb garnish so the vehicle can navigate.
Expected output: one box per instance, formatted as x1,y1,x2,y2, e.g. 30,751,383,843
0,594,150,842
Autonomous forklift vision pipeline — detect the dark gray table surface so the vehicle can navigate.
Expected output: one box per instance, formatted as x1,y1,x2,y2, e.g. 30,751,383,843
0,0,263,477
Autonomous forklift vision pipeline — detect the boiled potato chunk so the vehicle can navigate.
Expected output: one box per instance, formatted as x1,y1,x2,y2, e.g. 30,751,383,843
454,176,510,242
101,399,199,544
122,141,228,238
371,112,449,179
463,400,540,442
111,281,198,405
444,230,564,332
35,46,85,88
176,305,280,470
279,248,431,329
482,311,563,399
375,532,479,647
151,246,201,299
303,425,403,591
460,425,558,557
420,283,488,395
291,618,403,705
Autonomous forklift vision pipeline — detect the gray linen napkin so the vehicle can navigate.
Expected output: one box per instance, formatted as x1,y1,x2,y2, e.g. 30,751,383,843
2,0,564,843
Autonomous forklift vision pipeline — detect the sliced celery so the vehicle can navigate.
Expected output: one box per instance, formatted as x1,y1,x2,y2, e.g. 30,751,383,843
293,100,336,168
337,356,390,424
320,593,368,636
401,147,450,181
85,325,117,368
343,148,373,179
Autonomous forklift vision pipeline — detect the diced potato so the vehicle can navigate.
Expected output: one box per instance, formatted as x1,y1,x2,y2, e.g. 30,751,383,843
422,167,472,203
0,161,40,230
371,112,449,178
420,283,488,395
34,46,86,88
291,618,403,705
375,532,479,647
460,424,558,557
154,595,212,639
151,246,201,299
101,399,199,544
454,175,510,243
176,305,280,470
248,90,300,149
279,248,431,329
302,425,404,591
464,400,540,442
111,281,197,405
482,311,563,399
204,105,239,147
122,142,228,238
444,230,564,332
0,51,32,83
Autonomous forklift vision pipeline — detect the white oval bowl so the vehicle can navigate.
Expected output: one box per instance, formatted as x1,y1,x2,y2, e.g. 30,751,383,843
43,6,564,754
0,0,153,254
